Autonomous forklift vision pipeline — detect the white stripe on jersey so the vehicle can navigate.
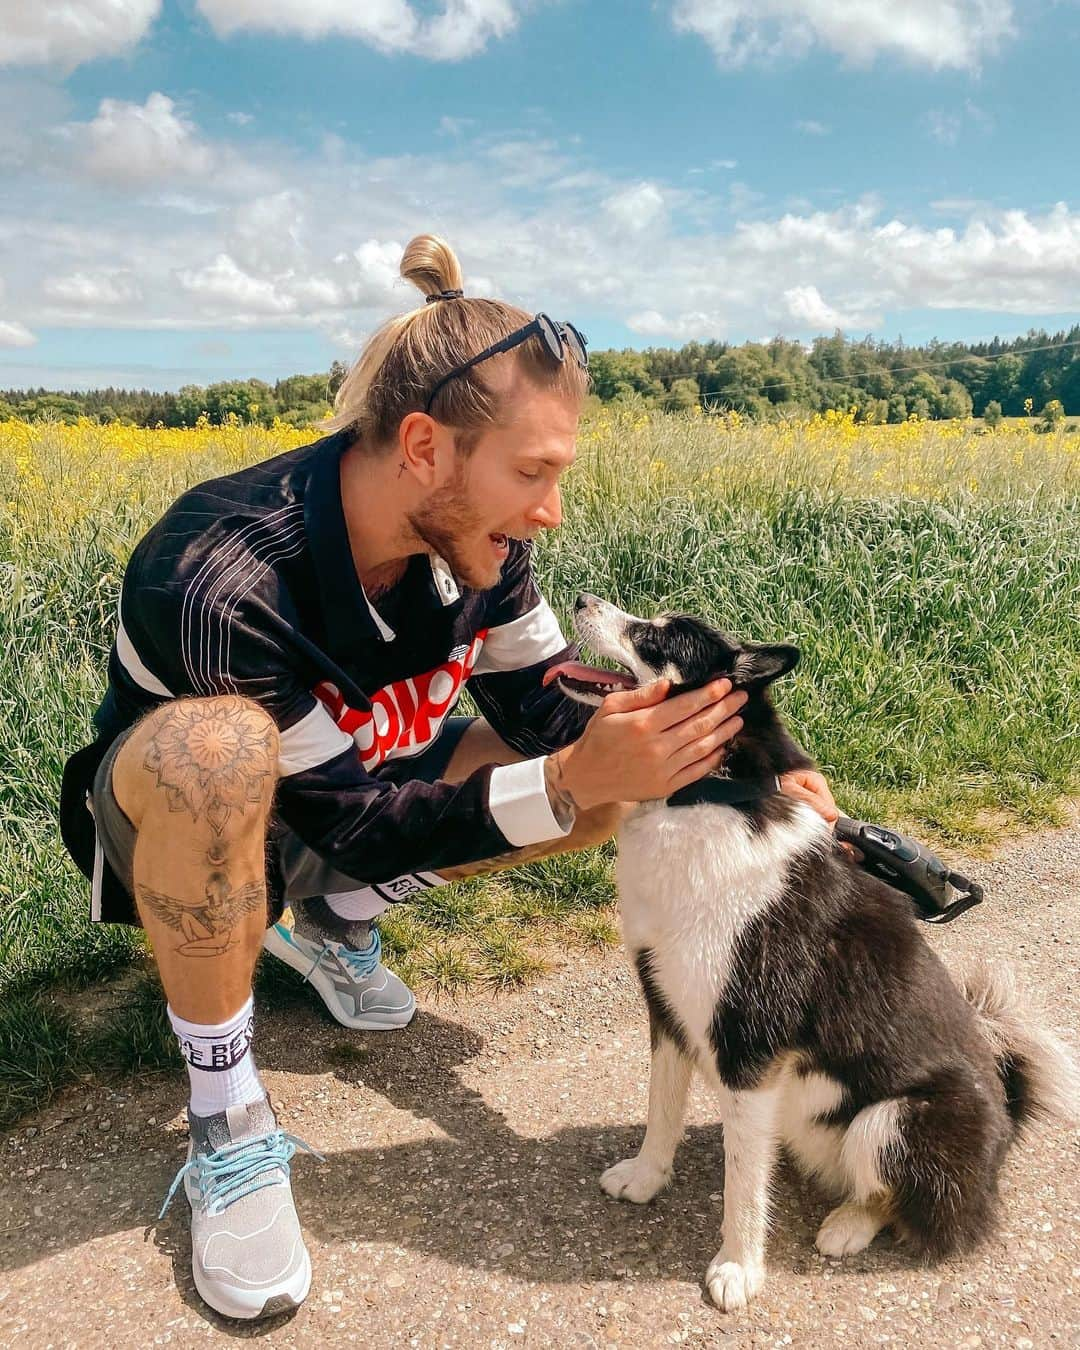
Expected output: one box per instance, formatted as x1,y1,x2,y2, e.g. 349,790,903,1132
180,503,303,695
471,599,568,676
277,702,355,777
202,511,305,694
216,523,307,693
116,609,174,697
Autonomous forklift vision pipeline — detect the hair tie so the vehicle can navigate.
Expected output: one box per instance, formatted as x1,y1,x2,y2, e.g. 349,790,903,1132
426,289,464,303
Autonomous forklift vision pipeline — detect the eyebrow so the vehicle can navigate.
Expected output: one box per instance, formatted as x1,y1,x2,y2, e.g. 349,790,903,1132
524,454,576,469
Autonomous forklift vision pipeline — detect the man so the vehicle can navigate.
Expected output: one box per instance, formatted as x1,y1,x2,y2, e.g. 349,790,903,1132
59,234,839,1320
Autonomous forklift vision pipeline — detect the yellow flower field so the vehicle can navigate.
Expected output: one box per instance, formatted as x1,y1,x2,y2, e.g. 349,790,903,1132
1,406,1078,1122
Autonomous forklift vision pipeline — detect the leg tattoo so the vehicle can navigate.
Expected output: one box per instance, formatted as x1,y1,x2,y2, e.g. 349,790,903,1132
141,697,277,835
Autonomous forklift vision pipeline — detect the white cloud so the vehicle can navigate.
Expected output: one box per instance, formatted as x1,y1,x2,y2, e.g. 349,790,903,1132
672,0,1016,71
72,93,216,185
926,100,994,145
8,96,1080,361
227,111,255,126
0,320,37,348
603,182,667,232
438,115,476,137
176,254,297,314
926,109,962,146
346,239,406,304
784,284,877,330
627,309,730,340
195,0,521,60
795,119,829,135
1,0,161,71
44,271,143,306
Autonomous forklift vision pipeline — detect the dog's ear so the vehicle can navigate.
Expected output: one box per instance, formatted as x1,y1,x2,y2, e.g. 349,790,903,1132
732,642,800,688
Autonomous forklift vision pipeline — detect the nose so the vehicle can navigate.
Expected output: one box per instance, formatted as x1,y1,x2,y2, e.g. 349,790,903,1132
530,481,562,530
575,593,600,612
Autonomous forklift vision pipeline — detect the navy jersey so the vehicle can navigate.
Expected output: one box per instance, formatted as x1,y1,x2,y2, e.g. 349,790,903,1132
58,428,592,923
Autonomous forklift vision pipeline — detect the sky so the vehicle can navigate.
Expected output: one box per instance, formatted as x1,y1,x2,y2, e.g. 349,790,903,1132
1,0,1079,391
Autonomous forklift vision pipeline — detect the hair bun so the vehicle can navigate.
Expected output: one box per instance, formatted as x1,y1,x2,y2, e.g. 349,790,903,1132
400,233,464,301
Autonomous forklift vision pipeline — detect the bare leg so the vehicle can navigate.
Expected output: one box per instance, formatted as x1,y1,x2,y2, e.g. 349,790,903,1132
705,1085,782,1312
110,695,278,1023
601,1032,693,1202
436,718,628,880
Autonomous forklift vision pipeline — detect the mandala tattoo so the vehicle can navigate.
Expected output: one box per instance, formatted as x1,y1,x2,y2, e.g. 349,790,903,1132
142,697,276,835
137,862,267,958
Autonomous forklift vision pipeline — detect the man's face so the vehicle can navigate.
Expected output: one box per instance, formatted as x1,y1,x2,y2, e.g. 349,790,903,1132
408,383,580,590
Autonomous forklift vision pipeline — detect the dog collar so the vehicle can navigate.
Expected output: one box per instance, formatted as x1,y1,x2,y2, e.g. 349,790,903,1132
666,774,782,809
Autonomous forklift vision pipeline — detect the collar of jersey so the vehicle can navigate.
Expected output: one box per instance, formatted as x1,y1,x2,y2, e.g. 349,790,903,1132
305,431,462,650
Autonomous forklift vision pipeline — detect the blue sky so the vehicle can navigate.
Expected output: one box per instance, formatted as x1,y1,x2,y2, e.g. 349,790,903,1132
2,0,1079,390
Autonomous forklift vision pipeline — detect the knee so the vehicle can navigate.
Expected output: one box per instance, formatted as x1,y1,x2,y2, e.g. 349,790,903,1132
112,694,279,834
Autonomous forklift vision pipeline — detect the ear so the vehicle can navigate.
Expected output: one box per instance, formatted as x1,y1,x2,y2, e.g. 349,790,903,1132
732,642,800,688
398,411,453,487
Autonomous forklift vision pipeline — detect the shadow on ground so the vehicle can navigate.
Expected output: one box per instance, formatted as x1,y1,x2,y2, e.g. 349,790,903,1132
1,1000,923,1321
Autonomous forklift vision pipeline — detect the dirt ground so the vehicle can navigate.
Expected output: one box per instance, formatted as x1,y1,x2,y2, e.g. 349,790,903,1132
1,817,1078,1349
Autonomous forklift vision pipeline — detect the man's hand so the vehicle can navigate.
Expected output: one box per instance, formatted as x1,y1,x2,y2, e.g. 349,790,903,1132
778,769,863,860
778,768,839,826
549,678,748,811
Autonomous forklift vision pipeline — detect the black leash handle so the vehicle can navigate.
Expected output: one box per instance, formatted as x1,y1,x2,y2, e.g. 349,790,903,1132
834,815,984,924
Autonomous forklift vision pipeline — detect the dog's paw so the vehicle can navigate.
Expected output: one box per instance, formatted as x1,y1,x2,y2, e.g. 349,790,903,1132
705,1253,764,1312
599,1156,670,1204
815,1201,883,1258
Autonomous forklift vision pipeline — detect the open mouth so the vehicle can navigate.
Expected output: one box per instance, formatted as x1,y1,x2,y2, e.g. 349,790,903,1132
489,532,509,557
541,659,638,699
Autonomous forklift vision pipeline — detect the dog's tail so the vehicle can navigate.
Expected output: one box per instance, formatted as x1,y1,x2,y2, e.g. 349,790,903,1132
957,959,1080,1130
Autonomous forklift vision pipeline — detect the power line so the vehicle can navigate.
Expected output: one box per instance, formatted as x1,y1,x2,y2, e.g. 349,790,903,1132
633,334,1080,403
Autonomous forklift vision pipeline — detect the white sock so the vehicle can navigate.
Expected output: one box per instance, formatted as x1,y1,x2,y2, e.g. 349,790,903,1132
323,869,446,920
168,995,265,1117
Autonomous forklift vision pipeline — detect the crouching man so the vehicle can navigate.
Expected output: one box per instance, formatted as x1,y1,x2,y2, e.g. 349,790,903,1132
59,233,838,1320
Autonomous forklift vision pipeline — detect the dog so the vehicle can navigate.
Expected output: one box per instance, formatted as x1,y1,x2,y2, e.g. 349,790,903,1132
549,593,1079,1311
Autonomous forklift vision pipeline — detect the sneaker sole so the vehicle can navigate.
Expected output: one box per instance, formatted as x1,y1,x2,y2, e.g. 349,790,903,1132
263,926,416,1031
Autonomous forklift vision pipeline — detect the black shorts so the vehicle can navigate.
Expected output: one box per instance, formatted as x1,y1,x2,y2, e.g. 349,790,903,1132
87,716,476,928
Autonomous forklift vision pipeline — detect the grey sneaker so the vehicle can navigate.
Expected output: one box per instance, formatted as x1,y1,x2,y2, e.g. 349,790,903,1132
262,911,416,1030
159,1096,323,1320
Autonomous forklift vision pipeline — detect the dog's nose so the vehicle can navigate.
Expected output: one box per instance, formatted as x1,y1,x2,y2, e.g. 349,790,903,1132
575,593,599,611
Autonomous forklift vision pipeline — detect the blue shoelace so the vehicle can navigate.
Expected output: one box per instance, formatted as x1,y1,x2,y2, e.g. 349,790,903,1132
334,926,382,980
158,1128,325,1220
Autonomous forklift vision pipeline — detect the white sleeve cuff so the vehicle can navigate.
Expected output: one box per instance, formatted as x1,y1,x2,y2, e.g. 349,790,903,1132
488,757,574,848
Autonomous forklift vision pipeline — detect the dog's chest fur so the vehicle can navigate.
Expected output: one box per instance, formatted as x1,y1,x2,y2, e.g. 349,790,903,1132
615,798,830,1062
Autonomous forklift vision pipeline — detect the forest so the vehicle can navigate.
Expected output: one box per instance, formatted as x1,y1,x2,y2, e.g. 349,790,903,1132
3,326,1078,427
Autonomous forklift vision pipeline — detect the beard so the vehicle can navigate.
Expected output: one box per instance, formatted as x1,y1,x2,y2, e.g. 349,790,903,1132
406,460,504,591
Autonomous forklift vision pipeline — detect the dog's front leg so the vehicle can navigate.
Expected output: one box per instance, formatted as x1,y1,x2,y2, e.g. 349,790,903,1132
706,1085,781,1311
601,1030,692,1203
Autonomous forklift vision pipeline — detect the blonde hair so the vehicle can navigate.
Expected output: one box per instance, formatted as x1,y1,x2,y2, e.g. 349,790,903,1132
324,233,588,450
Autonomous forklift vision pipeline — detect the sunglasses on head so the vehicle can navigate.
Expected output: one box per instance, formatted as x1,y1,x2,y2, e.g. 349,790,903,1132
423,312,589,415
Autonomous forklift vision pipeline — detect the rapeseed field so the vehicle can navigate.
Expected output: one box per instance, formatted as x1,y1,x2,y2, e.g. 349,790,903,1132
2,408,1077,1124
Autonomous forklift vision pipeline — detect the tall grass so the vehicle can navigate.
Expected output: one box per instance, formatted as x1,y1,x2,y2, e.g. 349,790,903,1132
1,408,1077,1126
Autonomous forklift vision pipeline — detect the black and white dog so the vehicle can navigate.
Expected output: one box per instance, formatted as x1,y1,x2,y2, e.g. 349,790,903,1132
550,594,1079,1312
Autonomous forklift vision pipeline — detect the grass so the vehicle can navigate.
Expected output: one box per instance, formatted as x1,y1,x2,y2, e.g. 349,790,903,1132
1,406,1078,1127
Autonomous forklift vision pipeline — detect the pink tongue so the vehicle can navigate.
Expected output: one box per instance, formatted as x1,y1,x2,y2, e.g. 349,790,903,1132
542,661,637,690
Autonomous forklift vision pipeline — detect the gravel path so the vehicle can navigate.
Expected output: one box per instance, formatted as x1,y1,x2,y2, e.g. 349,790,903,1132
1,816,1078,1349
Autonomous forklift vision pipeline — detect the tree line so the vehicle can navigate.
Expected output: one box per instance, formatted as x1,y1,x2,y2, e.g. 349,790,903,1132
3,327,1079,428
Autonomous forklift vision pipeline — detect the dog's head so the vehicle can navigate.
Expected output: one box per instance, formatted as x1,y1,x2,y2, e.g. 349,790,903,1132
543,593,800,707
